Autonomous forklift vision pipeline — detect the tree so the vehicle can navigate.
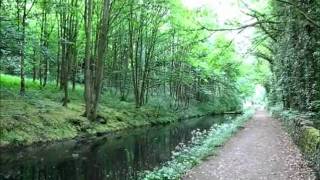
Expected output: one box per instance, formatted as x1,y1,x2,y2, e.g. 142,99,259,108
57,0,79,106
84,0,111,120
16,0,34,95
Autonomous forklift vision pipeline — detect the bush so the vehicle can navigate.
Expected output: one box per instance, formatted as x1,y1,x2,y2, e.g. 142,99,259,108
140,110,254,180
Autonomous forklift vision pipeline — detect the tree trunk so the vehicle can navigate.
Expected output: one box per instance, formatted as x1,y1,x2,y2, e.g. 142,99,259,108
19,0,27,95
84,0,93,119
32,49,36,82
84,0,110,120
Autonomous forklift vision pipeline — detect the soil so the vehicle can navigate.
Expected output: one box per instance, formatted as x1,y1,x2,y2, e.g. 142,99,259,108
183,110,316,180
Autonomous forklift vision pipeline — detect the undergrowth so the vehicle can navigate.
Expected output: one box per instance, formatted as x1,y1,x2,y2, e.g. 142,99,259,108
0,74,239,146
140,110,254,180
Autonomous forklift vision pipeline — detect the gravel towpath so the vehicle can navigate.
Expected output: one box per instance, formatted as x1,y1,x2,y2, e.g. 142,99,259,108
183,110,316,180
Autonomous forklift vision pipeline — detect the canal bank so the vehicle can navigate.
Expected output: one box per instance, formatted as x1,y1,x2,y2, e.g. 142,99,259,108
0,112,245,180
0,74,241,147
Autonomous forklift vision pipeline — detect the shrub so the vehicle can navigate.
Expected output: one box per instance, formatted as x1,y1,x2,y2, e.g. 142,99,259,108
140,110,254,180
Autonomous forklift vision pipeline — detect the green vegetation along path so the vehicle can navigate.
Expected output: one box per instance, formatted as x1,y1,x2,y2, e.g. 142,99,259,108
183,110,316,180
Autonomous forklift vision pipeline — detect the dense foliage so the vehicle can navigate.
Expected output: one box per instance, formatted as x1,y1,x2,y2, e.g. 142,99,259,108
1,0,319,178
0,0,253,121
251,0,320,174
251,0,320,126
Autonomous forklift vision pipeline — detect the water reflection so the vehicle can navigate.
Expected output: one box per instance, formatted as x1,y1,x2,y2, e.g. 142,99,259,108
0,115,233,180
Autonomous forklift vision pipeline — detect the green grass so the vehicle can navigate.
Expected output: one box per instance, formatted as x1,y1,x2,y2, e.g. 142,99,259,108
0,74,229,146
140,110,254,180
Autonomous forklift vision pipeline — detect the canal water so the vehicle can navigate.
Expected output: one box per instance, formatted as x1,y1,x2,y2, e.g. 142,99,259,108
0,114,234,180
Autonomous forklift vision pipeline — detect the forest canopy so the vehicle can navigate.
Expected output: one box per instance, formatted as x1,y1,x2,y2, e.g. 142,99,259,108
1,0,319,178
0,1,319,174
1,0,318,125
1,0,262,121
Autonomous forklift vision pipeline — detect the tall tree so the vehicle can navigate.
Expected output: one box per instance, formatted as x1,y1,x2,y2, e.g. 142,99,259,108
84,0,111,120
16,0,27,95
57,0,79,106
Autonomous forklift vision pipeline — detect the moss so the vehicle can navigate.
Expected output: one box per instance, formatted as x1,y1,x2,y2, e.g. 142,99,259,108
298,127,320,177
299,127,320,155
270,106,320,175
0,74,232,147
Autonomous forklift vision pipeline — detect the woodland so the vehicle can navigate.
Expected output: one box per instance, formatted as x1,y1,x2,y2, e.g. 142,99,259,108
1,0,262,145
0,0,319,178
0,0,319,144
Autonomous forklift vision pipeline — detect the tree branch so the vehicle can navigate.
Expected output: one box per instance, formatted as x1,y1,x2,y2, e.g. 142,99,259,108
26,0,36,17
254,51,273,65
276,0,320,28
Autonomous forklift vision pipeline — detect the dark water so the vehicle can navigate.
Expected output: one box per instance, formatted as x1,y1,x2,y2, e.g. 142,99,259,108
0,115,234,180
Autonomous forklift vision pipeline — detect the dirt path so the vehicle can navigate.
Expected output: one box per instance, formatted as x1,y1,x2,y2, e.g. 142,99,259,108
183,110,316,180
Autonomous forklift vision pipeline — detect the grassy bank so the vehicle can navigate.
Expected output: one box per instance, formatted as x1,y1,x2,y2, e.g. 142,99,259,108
0,74,236,146
269,105,320,177
140,109,254,180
